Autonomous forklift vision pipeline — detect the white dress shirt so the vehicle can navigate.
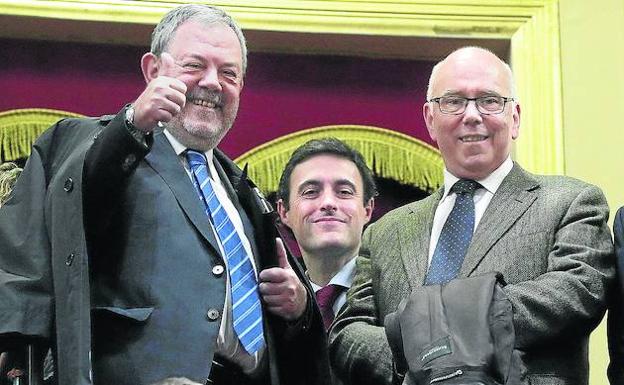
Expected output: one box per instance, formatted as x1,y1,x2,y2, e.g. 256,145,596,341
428,157,514,266
309,257,356,315
164,130,264,374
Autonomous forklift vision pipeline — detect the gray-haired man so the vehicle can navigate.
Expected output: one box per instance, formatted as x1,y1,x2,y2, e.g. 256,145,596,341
0,5,329,385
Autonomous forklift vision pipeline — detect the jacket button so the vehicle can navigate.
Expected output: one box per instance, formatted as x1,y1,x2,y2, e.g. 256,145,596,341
121,154,137,172
65,253,75,266
212,265,225,277
63,178,73,192
206,309,220,321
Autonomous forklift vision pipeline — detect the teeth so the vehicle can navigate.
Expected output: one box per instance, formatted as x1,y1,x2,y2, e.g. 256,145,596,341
461,135,487,142
191,99,217,108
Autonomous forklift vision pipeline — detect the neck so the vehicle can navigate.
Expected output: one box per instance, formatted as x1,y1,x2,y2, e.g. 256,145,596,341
302,249,355,286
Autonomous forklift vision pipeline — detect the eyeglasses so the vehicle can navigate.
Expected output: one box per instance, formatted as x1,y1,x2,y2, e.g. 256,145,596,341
428,95,514,115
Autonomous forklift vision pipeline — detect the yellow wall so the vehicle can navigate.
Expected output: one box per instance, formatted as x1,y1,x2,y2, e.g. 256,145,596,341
559,0,624,383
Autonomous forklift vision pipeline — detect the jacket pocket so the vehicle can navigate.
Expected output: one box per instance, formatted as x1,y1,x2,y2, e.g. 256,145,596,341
92,306,154,322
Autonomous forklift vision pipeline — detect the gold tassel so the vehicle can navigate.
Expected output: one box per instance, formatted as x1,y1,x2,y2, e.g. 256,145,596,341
234,125,443,194
0,108,84,161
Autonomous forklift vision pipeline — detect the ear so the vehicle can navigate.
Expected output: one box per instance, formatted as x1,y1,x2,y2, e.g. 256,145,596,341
511,101,521,140
140,52,159,84
423,102,437,142
363,197,375,224
276,199,290,227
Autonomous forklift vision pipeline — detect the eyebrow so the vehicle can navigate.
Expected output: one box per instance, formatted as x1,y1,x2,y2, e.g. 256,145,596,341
296,179,357,193
180,54,241,70
441,89,503,97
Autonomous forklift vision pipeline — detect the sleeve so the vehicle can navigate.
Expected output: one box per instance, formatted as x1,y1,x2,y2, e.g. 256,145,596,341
504,184,615,349
0,143,53,345
328,223,394,385
608,207,624,384
83,106,152,238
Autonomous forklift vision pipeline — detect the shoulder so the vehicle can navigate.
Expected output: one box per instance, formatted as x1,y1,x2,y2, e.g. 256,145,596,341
533,174,606,207
512,164,605,203
367,191,441,232
615,207,624,233
34,114,115,151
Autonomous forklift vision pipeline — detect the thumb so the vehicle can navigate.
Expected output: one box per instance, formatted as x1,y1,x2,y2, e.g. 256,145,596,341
158,52,178,77
276,238,291,269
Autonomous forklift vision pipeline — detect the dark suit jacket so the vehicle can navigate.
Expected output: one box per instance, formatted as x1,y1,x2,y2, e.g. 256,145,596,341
608,206,624,385
0,109,330,385
329,164,614,385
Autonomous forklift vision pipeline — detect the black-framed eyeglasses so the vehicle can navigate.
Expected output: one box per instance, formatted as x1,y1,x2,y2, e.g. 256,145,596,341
428,95,514,115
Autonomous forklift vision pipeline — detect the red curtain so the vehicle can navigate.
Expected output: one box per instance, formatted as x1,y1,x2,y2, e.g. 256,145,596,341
0,38,434,158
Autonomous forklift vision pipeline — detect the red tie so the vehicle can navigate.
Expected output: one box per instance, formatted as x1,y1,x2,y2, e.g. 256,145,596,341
315,284,345,331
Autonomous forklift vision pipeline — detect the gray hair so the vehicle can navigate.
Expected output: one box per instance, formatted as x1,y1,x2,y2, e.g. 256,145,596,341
0,162,22,206
426,46,516,101
150,4,248,75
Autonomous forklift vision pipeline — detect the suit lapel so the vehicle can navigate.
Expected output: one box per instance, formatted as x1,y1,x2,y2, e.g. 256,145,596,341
144,133,220,253
400,190,443,289
212,153,259,263
214,151,278,270
460,164,540,277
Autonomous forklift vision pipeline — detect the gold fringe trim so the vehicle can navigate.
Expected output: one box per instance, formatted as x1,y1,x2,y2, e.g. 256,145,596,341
234,125,443,194
0,108,84,161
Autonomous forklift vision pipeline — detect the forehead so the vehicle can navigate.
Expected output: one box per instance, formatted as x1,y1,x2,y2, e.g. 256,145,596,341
168,20,242,63
290,154,363,187
432,51,512,96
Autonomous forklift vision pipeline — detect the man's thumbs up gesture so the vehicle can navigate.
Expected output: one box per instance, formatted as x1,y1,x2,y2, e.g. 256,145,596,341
132,52,187,132
259,238,308,320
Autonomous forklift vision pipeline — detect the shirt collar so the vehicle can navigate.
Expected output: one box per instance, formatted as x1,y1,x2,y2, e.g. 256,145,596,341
309,257,357,293
441,156,513,200
164,129,214,163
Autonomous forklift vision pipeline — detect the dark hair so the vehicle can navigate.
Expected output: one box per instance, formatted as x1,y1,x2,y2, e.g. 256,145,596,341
277,138,377,209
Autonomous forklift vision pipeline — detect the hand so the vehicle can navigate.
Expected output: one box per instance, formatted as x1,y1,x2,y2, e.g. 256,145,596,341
133,52,187,132
258,238,307,321
6,368,24,380
149,377,202,385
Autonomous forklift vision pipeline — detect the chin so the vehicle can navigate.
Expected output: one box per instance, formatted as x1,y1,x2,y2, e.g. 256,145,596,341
314,238,348,251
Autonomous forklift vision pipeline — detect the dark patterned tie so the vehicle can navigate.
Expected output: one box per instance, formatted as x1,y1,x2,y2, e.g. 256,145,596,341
315,284,346,331
186,150,264,354
425,179,481,285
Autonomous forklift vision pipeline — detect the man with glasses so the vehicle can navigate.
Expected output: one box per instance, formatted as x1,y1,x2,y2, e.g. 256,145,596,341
329,46,614,385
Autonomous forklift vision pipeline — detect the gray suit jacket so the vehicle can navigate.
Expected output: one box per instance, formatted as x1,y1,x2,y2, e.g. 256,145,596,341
329,164,614,385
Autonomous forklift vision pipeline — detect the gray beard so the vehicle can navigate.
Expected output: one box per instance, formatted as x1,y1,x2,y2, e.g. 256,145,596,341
165,121,230,152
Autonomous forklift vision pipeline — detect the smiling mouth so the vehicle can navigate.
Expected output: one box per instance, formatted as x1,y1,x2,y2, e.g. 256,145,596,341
314,217,345,224
190,98,220,109
460,135,488,143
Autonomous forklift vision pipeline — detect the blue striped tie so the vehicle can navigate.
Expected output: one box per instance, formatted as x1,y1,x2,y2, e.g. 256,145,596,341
186,150,265,354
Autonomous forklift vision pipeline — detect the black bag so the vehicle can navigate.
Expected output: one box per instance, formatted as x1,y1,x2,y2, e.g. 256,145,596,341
384,272,526,385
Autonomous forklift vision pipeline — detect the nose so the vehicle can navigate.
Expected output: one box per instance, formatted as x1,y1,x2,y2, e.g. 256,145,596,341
319,192,338,213
197,67,222,91
462,99,483,125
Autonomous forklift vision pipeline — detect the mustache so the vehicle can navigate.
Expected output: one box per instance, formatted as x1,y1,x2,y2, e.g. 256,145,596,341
186,89,223,107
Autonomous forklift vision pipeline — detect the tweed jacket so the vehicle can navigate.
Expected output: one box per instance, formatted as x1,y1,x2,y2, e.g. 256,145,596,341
329,163,614,385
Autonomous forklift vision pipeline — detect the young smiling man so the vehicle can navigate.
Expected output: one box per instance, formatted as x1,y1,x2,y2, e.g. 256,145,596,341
277,138,376,332
329,47,614,385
